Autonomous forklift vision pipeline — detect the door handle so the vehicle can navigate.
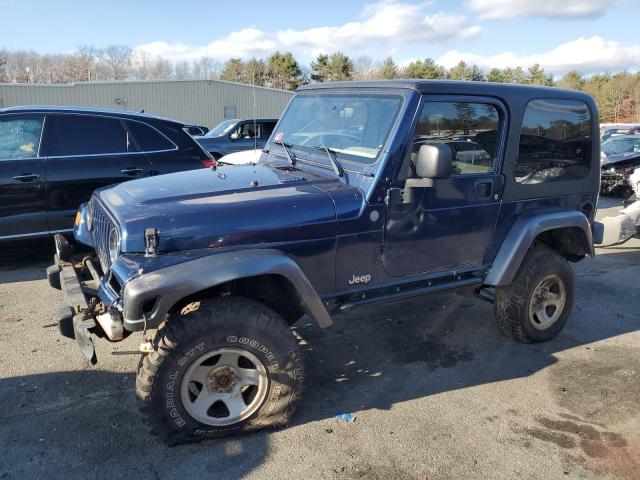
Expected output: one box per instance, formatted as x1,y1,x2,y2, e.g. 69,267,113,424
121,168,143,176
13,173,40,182
474,180,492,198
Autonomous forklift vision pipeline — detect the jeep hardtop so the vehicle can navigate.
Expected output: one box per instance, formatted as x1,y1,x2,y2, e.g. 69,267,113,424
48,80,599,443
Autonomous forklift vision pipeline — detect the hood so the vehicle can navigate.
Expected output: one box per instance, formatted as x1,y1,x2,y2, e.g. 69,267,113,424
97,164,347,253
601,151,640,167
195,136,225,147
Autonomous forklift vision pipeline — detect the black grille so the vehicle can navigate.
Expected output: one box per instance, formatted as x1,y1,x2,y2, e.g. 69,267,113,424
89,198,116,272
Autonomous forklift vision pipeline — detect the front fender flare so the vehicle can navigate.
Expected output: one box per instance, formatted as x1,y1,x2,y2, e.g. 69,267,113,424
484,210,594,286
121,249,333,331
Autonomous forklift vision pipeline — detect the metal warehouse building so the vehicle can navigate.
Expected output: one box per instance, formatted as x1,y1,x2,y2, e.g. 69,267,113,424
0,80,293,128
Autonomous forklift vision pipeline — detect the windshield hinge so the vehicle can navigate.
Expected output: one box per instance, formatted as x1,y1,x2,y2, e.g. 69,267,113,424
385,188,404,205
144,228,159,256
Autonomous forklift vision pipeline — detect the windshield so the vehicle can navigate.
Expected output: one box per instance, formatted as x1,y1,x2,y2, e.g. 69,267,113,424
272,94,403,165
205,119,239,138
602,136,640,156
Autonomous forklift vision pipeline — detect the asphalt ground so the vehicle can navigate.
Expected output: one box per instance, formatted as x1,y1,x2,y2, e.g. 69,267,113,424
0,196,638,480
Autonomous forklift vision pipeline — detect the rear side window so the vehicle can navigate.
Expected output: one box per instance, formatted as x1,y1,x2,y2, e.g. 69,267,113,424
262,122,276,138
0,115,44,160
49,115,137,156
411,101,501,175
126,121,175,152
516,99,592,184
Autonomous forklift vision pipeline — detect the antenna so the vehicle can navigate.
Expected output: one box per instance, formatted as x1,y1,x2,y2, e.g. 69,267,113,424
252,70,257,153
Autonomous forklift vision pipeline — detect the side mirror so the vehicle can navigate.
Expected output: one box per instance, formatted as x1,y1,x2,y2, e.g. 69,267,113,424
406,144,452,188
416,144,452,178
230,132,239,140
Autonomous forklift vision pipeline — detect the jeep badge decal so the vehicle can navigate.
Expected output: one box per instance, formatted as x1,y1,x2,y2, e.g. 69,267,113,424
348,274,371,285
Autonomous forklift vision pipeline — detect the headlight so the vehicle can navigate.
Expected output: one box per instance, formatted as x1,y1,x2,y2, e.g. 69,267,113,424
108,228,121,264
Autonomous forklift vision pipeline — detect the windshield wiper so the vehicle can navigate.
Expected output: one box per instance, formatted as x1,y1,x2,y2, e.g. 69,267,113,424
276,141,296,167
312,144,343,177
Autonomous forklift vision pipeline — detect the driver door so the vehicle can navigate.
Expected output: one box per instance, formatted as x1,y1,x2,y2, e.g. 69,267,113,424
228,122,259,153
383,97,506,277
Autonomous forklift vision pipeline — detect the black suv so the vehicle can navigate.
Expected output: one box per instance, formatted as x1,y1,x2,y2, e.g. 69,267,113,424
49,81,599,443
0,107,212,240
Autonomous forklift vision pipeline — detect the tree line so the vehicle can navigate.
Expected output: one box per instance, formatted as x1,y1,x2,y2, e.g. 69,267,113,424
1,45,639,123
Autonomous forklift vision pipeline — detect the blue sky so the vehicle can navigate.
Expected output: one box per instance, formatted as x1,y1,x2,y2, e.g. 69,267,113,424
2,0,640,75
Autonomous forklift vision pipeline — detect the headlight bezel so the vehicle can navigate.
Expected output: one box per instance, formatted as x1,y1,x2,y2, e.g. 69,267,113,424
108,227,121,264
86,200,94,231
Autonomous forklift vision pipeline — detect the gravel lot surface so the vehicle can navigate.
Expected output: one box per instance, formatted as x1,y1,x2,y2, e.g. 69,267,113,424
0,197,638,480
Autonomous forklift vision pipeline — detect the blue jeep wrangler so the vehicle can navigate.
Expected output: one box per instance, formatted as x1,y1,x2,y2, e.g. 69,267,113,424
48,81,599,443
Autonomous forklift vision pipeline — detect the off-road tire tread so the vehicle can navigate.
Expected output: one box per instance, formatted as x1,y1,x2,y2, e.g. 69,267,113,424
135,297,302,444
495,246,574,343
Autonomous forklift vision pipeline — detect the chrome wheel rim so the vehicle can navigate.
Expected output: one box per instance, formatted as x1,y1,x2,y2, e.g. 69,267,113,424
528,274,567,330
180,347,268,426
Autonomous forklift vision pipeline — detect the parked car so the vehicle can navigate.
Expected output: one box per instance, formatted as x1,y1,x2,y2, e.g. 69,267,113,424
49,81,599,443
600,123,640,142
184,125,209,136
600,134,640,197
194,118,277,159
596,166,640,246
0,106,213,240
219,149,261,165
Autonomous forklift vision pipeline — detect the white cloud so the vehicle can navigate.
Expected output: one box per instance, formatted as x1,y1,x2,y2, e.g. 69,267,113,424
136,1,480,61
136,27,277,62
277,1,481,57
466,0,614,20
437,36,640,76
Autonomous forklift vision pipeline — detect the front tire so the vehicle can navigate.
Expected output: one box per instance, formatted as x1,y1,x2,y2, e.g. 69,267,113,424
136,297,303,444
495,247,574,343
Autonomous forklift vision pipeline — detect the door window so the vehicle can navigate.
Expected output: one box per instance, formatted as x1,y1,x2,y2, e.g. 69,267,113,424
0,115,44,160
516,99,592,184
235,123,259,139
411,102,500,175
126,121,175,152
49,115,137,156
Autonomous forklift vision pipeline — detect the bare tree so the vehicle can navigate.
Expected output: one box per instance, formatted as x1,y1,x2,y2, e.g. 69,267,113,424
192,57,220,80
0,49,10,82
148,59,173,79
102,45,133,80
173,60,191,80
132,51,152,80
353,55,375,80
7,51,33,82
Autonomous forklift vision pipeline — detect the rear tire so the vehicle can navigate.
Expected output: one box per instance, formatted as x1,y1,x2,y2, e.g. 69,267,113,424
495,247,574,343
136,297,303,444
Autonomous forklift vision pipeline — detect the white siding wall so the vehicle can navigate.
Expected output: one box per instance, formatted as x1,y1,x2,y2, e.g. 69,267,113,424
0,80,293,128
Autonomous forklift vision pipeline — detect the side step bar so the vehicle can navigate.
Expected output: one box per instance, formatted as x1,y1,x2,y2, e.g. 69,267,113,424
337,277,482,312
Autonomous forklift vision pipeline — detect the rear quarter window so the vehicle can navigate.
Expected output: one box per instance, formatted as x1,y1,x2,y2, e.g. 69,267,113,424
516,99,592,184
126,121,175,152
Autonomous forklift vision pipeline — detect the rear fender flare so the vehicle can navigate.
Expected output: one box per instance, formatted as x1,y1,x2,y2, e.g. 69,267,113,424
484,210,594,286
122,249,333,331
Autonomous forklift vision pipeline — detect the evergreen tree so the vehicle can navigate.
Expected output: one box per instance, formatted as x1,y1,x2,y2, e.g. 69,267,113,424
266,51,303,90
486,68,505,83
402,58,446,79
220,58,244,82
558,70,584,90
377,57,399,79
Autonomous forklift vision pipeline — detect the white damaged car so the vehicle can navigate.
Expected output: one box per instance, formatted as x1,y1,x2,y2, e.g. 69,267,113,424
596,167,640,246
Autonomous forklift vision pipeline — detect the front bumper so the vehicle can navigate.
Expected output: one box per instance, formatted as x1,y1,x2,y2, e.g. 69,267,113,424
48,234,125,364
